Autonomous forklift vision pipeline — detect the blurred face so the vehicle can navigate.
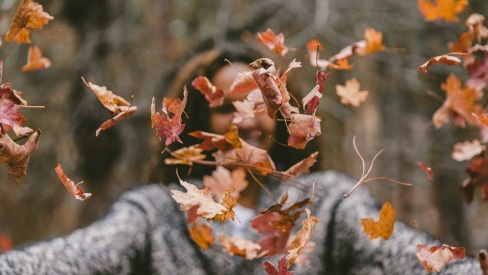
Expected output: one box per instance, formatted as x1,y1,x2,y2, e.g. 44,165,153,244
210,63,276,151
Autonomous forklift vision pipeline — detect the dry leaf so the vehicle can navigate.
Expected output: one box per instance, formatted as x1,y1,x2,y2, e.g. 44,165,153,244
416,244,466,272
220,234,263,260
335,78,368,107
256,28,289,57
0,83,32,137
21,45,51,72
5,0,54,44
417,161,433,181
191,76,224,108
357,28,386,56
452,139,486,161
287,114,322,149
164,145,206,165
286,209,319,267
361,201,396,240
282,152,318,180
0,130,41,182
418,54,462,73
211,189,238,223
55,163,91,201
151,87,188,145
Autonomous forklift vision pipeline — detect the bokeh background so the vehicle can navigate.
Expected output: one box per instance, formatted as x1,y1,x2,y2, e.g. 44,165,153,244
0,0,487,257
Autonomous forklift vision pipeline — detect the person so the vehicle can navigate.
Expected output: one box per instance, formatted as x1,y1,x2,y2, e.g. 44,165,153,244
0,44,486,275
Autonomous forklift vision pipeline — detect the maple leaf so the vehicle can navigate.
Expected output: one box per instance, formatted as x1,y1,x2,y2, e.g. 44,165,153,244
203,166,248,197
251,194,310,256
55,163,92,201
151,87,188,145
282,151,318,180
5,0,54,44
286,209,319,267
188,222,215,250
416,244,466,272
417,161,433,181
452,139,486,162
211,189,238,223
361,201,396,240
0,85,33,137
418,0,468,22
21,45,51,72
417,54,462,73
170,177,226,219
164,145,206,166
432,74,483,128
465,14,488,43
356,28,386,56
287,114,322,149
191,76,224,108
263,257,294,275
461,154,488,202
0,130,40,182
256,28,289,57
220,234,263,260
335,78,368,107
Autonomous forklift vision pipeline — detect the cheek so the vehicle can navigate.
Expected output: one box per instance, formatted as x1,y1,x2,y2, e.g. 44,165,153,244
209,112,234,135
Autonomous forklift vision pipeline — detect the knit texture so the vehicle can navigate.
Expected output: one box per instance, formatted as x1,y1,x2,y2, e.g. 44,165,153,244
0,171,481,274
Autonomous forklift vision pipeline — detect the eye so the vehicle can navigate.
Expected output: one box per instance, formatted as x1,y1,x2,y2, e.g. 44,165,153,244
211,102,236,114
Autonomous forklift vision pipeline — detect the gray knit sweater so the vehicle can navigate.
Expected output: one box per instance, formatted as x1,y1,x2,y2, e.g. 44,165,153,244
0,171,481,274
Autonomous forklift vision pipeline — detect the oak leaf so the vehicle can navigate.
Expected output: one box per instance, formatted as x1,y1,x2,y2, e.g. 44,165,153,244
264,257,294,275
286,209,319,267
188,222,215,250
361,201,396,240
0,130,41,182
151,87,188,145
191,76,224,108
335,78,368,107
5,0,54,44
452,139,486,162
203,166,248,197
82,77,131,115
55,163,92,201
418,0,468,22
220,234,263,260
416,244,466,272
256,28,289,57
21,46,51,72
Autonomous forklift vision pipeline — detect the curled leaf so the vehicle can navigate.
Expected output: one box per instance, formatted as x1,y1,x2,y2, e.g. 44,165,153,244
220,234,263,260
21,46,51,72
55,163,91,201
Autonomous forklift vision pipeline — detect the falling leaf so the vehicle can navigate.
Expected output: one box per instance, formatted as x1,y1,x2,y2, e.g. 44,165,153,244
82,77,131,115
416,244,466,272
287,114,322,149
188,222,215,250
231,99,257,124
5,0,54,44
21,45,51,72
252,67,284,118
452,139,486,161
418,0,468,22
220,234,263,260
282,151,318,180
417,161,434,181
302,71,330,115
256,28,289,57
164,145,206,165
263,257,294,275
55,163,92,201
357,28,386,56
203,166,248,197
170,177,226,220
0,130,41,182
467,53,488,92
307,39,331,70
461,154,488,202
95,106,137,136
286,209,319,267
228,71,258,96
191,76,224,108
211,189,238,223
0,83,33,137
151,87,188,145
465,14,488,42
361,201,396,240
418,54,462,73
335,78,368,107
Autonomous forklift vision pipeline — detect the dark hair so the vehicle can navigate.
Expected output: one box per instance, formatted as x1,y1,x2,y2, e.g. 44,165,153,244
146,43,323,184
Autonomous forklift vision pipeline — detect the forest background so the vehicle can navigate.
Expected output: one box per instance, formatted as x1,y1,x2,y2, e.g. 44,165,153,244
0,0,487,258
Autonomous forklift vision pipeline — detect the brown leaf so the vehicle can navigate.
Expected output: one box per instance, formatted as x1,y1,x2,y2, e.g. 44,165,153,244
21,45,51,72
220,234,263,260
82,77,131,115
203,166,248,197
188,222,215,250
416,244,466,272
211,189,238,223
0,130,40,181
282,152,318,180
335,78,368,107
5,0,54,44
418,54,462,73
361,201,396,240
164,145,206,165
285,209,319,267
55,163,92,201
151,87,188,145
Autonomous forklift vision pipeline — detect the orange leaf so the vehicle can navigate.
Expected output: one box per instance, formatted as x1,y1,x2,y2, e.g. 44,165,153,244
416,244,466,272
5,0,54,44
21,45,51,72
55,163,92,201
164,145,206,166
418,0,468,22
335,78,368,107
357,28,386,56
188,222,215,250
203,166,248,197
361,201,396,240
256,28,289,57
82,77,131,115
220,234,263,260
211,189,238,223
417,54,462,73
285,209,319,267
191,76,224,108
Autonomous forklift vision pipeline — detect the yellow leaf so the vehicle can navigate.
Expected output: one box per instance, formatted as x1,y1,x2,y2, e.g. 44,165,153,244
361,201,396,240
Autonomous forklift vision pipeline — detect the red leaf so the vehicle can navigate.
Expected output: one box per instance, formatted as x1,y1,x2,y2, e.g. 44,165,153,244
263,257,294,275
256,28,289,57
151,87,188,145
417,161,433,181
55,163,92,201
191,76,224,108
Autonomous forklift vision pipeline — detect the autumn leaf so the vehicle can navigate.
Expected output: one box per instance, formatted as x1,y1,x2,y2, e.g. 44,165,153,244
452,139,486,162
467,52,488,92
287,114,322,149
191,76,224,108
307,39,331,71
164,145,206,165
418,0,468,22
211,189,238,223
361,201,396,240
203,166,248,197
0,83,33,137
220,234,263,260
170,177,226,220
0,130,40,182
461,154,488,202
231,99,257,124
188,222,215,250
416,244,466,272
418,54,462,73
5,0,54,44
356,28,386,56
335,78,368,107
263,257,294,275
432,74,483,128
82,77,130,115
256,28,289,57
465,14,488,42
96,106,137,136
55,163,92,201
252,67,284,118
228,71,258,96
282,151,318,180
21,45,51,72
286,209,319,267
417,161,433,181
151,87,188,145
302,71,330,115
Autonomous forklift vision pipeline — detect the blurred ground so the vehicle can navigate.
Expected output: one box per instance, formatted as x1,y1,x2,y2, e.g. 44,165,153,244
0,0,487,257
